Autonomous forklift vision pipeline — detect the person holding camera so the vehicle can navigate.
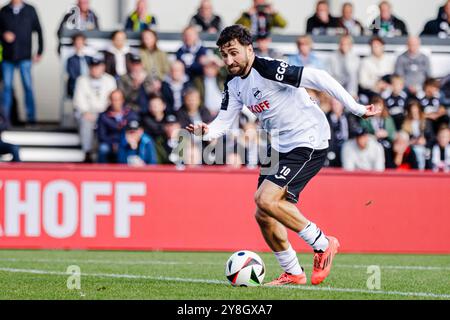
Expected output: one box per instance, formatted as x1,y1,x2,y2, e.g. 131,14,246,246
235,0,287,38
306,0,340,36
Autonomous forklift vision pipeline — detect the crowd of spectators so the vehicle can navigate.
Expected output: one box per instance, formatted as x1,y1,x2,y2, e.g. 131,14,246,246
0,0,449,171
323,32,450,172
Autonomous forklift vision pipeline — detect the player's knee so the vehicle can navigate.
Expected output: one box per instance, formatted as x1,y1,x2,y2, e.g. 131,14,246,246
254,191,276,214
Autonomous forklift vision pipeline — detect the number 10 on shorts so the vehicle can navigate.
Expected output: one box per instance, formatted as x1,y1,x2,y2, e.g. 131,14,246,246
275,166,290,180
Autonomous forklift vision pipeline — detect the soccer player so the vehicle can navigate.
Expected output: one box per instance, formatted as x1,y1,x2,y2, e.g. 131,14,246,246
187,25,380,285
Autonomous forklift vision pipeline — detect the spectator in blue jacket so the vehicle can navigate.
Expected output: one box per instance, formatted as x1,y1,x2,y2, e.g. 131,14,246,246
118,119,157,166
97,89,138,163
176,26,208,78
288,35,325,70
66,33,92,98
161,60,191,113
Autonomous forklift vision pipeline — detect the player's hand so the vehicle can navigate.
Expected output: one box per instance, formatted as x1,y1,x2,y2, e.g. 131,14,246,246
361,104,381,119
186,123,209,136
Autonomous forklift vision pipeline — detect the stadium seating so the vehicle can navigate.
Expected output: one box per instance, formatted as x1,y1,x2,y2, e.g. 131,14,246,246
1,128,84,162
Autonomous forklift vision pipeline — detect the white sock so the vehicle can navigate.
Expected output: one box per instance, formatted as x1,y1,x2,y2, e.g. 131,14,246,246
298,221,329,253
273,245,304,275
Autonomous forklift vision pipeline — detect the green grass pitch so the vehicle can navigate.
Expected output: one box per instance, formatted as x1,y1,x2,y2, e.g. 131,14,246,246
0,250,449,300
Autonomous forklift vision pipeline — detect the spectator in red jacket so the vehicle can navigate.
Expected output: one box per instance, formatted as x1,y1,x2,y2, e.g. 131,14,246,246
401,100,434,169
387,131,419,170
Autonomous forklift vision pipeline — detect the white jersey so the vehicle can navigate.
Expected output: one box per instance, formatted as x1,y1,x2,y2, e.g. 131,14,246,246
203,56,367,153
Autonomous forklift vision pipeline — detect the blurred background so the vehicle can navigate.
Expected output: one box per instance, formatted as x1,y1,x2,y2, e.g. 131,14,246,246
9,0,450,121
0,0,449,172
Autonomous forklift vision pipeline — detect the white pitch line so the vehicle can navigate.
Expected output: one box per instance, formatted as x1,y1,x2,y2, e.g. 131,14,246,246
0,257,196,266
0,257,449,271
0,267,449,299
336,264,450,271
0,267,223,284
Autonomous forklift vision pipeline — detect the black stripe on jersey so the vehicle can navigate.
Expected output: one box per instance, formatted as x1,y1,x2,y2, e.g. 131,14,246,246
252,56,303,88
221,75,235,111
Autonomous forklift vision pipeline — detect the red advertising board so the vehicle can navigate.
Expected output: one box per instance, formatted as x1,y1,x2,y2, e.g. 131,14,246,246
0,164,449,254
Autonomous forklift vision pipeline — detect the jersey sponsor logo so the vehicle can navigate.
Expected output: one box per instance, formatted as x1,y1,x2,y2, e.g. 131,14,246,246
248,100,270,114
275,61,289,82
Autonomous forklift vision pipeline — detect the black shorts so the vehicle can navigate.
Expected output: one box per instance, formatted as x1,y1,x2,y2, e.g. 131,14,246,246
257,146,328,204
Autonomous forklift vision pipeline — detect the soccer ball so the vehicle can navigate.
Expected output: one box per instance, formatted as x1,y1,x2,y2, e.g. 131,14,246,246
225,250,265,287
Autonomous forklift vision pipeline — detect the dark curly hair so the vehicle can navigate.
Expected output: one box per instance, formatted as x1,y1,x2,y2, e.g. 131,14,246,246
216,24,253,48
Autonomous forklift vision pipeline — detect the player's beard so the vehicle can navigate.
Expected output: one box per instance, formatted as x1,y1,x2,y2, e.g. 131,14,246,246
227,52,250,77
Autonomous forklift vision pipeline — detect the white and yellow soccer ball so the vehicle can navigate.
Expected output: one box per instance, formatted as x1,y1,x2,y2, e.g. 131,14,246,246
225,250,265,287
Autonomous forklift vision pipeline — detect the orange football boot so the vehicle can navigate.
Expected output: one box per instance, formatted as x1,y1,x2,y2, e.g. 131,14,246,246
265,271,307,286
311,236,340,285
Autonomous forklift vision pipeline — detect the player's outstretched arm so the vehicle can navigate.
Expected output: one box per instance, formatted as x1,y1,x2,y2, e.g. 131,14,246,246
300,67,380,119
185,106,242,140
185,107,257,137
186,80,244,140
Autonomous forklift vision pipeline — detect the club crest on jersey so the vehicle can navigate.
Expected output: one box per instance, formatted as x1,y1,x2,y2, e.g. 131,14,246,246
252,88,263,100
